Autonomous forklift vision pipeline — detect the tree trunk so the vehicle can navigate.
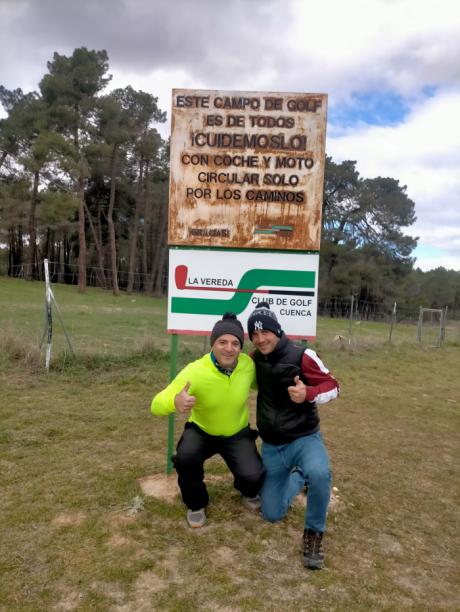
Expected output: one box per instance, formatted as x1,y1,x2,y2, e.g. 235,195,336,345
49,230,58,280
107,143,120,295
74,121,87,293
63,231,72,284
0,150,8,169
7,229,14,276
144,197,155,294
58,230,65,283
8,227,24,276
83,200,106,289
78,175,87,293
141,164,150,292
96,197,105,284
42,227,49,261
26,170,40,280
326,214,351,282
154,243,168,296
152,197,168,296
146,194,160,294
126,156,144,293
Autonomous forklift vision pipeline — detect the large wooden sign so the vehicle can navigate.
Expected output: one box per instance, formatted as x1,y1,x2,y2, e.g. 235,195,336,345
168,89,327,251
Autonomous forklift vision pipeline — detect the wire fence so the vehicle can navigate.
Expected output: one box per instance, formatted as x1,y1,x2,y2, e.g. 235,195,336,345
3,260,168,294
2,261,459,349
318,295,419,323
318,296,455,348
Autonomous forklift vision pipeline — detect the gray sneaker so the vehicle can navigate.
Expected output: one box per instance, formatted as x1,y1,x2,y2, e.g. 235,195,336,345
186,508,206,528
241,494,261,511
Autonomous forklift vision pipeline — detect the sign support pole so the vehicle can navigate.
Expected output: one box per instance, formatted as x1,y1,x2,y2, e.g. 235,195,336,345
166,333,178,474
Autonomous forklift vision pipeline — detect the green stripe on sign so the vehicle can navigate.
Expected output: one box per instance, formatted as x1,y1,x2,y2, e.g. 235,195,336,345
171,268,315,315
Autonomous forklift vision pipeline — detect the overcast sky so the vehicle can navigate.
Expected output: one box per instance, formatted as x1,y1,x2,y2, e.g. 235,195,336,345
1,0,459,271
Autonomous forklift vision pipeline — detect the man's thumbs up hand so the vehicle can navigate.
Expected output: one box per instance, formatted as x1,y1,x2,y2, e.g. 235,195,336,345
287,375,307,403
174,381,196,413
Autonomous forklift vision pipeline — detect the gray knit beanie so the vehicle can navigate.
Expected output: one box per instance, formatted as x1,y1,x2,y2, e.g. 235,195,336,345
210,312,244,348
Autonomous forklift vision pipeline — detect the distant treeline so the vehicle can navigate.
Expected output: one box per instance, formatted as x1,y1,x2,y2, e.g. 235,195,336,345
1,47,459,317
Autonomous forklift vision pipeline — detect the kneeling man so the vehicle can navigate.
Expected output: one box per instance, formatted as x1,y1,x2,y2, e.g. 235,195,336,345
151,312,265,528
247,302,340,569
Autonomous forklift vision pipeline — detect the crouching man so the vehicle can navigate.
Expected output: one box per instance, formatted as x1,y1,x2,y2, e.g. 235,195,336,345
247,302,340,569
151,312,265,528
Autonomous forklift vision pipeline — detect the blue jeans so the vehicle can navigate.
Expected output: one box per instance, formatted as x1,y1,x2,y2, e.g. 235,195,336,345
260,432,331,532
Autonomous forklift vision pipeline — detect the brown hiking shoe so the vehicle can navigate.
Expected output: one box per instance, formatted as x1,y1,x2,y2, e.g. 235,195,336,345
303,529,325,570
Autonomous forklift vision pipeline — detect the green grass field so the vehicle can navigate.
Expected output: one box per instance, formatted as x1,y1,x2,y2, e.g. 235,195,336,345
0,277,459,611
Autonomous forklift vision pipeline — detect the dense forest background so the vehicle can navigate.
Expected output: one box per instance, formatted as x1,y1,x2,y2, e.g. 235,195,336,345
1,48,459,317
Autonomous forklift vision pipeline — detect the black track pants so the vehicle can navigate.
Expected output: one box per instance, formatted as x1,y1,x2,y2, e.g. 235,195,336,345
173,423,266,511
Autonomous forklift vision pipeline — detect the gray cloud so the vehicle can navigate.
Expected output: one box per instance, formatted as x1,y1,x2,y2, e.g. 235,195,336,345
1,0,283,89
1,0,459,269
2,0,459,96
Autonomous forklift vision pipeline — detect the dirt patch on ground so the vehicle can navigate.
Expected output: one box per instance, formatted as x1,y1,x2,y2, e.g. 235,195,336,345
52,588,83,611
111,548,184,611
107,533,132,548
377,532,403,555
112,571,168,612
214,545,238,564
158,546,183,584
51,511,87,527
138,472,226,502
138,474,179,502
90,581,125,605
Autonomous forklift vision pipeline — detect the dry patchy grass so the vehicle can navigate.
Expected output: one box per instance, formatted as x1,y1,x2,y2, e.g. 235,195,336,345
0,340,459,611
1,278,459,610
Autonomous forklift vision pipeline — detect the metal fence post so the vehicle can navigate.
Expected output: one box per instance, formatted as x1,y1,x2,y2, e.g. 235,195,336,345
441,306,448,344
348,295,354,345
388,302,397,343
417,306,423,343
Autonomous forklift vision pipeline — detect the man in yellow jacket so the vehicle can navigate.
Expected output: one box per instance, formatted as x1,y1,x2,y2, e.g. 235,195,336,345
151,312,265,528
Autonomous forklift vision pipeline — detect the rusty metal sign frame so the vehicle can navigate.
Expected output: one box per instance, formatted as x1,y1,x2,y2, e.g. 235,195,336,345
168,89,328,251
